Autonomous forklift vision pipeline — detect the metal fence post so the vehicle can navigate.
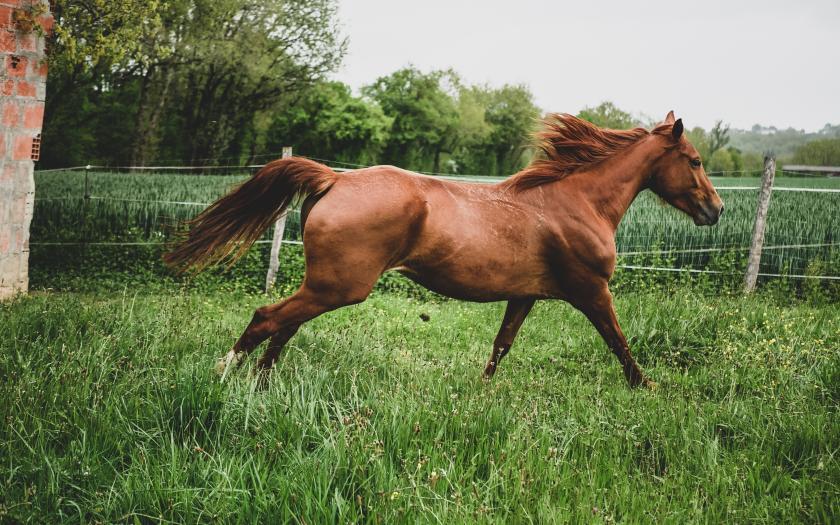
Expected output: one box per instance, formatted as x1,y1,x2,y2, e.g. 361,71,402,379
265,147,293,293
744,155,776,293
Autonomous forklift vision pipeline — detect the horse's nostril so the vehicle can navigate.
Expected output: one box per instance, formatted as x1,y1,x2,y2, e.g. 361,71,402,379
719,204,724,216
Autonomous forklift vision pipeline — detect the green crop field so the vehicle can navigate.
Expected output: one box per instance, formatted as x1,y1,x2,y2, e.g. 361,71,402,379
1,288,838,523
29,170,840,297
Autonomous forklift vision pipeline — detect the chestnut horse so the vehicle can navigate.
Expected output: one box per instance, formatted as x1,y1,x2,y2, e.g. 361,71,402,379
165,111,723,387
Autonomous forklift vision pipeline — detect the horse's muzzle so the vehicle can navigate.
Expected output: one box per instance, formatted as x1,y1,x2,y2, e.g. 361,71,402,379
694,202,723,226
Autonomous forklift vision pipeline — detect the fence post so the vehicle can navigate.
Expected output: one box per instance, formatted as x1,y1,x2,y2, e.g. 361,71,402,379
265,147,293,293
81,164,91,257
744,155,776,293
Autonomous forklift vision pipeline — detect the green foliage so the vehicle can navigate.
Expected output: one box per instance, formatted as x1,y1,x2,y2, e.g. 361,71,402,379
686,124,762,174
708,147,736,173
577,101,642,129
708,120,731,157
43,0,347,167
792,138,840,166
1,289,837,522
449,84,540,175
169,0,347,163
362,67,460,172
266,82,392,166
50,0,168,73
42,7,840,178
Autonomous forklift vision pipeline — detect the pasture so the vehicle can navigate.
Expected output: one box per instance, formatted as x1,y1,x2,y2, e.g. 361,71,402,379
1,287,838,523
2,168,837,523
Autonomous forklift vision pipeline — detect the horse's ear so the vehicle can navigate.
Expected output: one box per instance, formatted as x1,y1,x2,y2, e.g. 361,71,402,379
672,118,684,141
663,111,675,124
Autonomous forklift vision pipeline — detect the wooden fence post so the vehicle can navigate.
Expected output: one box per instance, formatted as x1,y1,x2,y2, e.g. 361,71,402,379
264,147,293,293
744,155,776,293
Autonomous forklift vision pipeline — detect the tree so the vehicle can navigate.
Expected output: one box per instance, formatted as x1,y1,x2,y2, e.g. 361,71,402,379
363,67,459,172
484,85,540,175
707,148,735,173
451,84,539,175
265,82,391,165
41,0,347,167
686,126,710,161
792,138,840,166
171,0,346,164
49,0,168,75
43,1,170,166
708,120,731,158
577,102,641,129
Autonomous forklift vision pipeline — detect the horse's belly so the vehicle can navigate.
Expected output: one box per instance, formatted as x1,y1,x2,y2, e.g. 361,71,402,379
394,257,557,302
394,268,506,302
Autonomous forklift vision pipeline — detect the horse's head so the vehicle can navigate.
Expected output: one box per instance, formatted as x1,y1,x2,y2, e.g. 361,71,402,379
649,111,724,226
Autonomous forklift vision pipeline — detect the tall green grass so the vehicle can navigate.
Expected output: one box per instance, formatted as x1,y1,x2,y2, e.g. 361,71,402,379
1,289,837,523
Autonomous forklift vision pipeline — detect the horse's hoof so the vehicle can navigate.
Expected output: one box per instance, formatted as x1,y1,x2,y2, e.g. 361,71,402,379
642,378,658,390
215,349,243,378
482,361,497,380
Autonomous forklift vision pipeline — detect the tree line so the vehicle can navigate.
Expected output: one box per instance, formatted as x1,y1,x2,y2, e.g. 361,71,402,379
42,0,540,175
42,1,838,174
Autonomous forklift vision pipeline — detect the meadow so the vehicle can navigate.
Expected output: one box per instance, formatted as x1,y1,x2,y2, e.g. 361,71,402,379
1,287,837,523
1,168,837,523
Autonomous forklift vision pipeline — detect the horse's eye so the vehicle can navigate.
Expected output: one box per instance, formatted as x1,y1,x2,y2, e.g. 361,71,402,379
690,158,702,168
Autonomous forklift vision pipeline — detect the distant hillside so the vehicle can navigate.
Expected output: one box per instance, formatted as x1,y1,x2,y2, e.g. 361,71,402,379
729,123,840,158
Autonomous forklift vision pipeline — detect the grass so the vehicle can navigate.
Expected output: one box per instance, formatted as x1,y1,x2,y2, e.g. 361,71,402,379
1,287,837,523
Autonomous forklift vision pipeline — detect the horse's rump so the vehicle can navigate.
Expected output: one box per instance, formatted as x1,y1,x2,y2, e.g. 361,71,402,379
164,157,336,271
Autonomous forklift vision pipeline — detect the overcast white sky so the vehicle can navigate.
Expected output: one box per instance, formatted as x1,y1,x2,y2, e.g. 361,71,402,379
333,0,840,131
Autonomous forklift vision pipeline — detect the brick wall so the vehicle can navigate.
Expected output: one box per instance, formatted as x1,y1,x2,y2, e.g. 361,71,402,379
0,0,51,300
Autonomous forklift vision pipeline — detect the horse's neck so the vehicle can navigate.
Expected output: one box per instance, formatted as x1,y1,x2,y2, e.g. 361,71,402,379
561,137,660,232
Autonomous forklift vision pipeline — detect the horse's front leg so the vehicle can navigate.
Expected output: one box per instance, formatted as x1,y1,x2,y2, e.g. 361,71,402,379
577,286,654,388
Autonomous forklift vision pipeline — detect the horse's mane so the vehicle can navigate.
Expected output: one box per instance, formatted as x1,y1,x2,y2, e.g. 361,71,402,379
503,113,672,191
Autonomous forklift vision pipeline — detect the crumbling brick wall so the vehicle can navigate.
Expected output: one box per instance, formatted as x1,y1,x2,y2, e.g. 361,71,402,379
0,0,51,300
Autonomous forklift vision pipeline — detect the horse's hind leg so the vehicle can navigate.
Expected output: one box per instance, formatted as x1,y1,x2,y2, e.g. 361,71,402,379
215,290,321,375
217,266,377,375
483,298,535,378
255,323,301,371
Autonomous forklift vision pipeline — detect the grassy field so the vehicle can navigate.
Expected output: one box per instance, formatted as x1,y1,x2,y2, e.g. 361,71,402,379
1,287,838,523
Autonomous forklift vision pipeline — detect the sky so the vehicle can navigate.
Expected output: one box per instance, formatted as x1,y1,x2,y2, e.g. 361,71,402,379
333,0,840,132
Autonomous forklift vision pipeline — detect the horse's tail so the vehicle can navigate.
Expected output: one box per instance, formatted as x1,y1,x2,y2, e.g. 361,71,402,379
164,157,336,272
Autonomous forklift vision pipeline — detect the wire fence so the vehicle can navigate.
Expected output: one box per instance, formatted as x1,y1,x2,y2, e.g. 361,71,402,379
30,161,840,286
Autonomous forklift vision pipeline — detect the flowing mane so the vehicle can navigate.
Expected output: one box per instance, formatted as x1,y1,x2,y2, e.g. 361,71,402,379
503,113,672,191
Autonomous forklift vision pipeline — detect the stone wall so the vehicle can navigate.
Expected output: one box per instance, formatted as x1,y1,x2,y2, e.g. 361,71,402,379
0,0,51,300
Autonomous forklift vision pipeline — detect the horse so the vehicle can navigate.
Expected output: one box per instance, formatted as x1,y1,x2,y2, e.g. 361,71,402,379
164,111,723,388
